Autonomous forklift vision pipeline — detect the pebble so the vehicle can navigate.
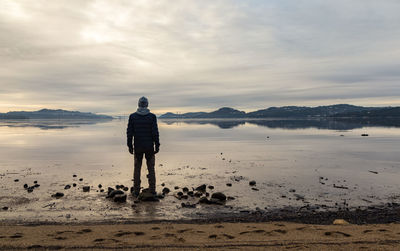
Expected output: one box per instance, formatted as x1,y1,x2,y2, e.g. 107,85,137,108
98,184,102,188
199,197,209,204
162,187,170,194
2,206,8,210
226,183,232,187
23,184,28,189
182,187,189,193
82,186,90,192
79,178,83,181
73,174,77,177
208,185,214,190
64,185,71,190
14,179,19,182
195,184,206,192
72,183,77,187
174,186,179,190
211,192,226,201
107,189,124,198
333,219,350,225
249,180,256,186
52,192,64,198
123,187,129,191
113,194,127,203
34,181,38,184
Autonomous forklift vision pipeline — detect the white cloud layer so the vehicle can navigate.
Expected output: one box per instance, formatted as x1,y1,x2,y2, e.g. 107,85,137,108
1,0,400,114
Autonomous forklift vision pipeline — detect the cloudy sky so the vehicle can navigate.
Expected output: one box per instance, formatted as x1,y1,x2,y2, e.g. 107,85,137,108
1,0,400,115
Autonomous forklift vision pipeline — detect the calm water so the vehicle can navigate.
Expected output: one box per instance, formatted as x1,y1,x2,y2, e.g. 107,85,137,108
0,118,399,223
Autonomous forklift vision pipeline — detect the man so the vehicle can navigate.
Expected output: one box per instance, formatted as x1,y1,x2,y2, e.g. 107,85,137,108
127,96,160,196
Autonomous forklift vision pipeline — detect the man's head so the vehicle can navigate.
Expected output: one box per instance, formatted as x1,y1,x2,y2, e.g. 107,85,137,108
138,96,149,108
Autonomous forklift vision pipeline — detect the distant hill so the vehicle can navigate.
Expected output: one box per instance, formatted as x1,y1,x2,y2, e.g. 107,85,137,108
332,107,400,117
159,104,398,119
0,109,113,120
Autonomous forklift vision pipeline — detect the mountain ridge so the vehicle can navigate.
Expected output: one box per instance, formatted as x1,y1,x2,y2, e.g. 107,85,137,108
0,109,113,120
159,104,398,119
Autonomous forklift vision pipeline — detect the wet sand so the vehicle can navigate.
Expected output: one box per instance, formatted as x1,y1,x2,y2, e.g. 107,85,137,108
0,221,399,250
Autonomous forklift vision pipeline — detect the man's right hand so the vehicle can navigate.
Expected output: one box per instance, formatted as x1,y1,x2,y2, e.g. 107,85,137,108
128,147,134,155
154,145,160,154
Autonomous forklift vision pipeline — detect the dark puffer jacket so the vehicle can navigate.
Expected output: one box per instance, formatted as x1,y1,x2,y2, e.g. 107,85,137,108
127,112,160,152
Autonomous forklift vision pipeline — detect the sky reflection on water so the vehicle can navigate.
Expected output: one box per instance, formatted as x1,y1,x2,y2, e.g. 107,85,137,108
0,119,399,223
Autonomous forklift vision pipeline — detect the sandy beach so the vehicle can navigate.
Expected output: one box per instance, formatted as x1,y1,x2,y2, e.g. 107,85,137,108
0,221,399,250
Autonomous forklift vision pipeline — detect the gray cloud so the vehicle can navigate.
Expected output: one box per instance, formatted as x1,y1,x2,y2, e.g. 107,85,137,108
1,0,400,114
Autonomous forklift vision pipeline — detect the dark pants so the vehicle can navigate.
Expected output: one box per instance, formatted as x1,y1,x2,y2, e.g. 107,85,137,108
133,151,156,194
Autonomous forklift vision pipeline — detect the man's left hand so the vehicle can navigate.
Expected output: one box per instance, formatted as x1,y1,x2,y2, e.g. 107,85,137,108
128,147,134,155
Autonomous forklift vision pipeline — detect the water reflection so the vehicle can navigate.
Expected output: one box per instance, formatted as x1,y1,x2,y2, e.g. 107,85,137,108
161,118,400,130
0,118,113,130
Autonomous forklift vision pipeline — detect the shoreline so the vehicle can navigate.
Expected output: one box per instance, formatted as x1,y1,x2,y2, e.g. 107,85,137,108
2,203,399,226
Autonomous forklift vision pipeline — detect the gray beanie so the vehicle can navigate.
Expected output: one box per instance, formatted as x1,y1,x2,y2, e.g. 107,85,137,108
138,96,149,108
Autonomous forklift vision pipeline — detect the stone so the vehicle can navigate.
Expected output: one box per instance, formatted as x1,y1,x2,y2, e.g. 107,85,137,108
199,197,210,204
194,191,203,197
107,189,124,198
34,181,38,184
14,179,19,182
162,187,170,194
249,180,256,186
100,189,104,193
123,187,129,191
82,186,90,192
333,219,350,225
251,187,259,191
289,189,296,193
205,192,210,197
209,198,224,205
34,184,40,188
181,202,196,208
177,191,184,196
64,185,71,190
226,183,232,187
208,185,214,190
227,196,235,200
294,194,305,200
2,206,8,210
23,184,28,189
181,195,189,200
27,187,33,193
108,187,114,195
182,187,189,193
98,184,102,188
113,193,127,203
195,184,206,192
79,178,83,181
161,183,165,187
72,183,77,187
361,134,369,137
157,193,165,199
211,192,226,201
52,192,64,198
115,185,121,190
187,191,194,196
73,174,77,177
174,186,179,190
